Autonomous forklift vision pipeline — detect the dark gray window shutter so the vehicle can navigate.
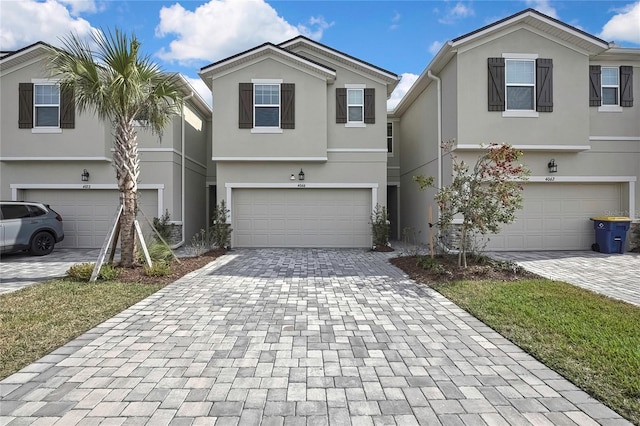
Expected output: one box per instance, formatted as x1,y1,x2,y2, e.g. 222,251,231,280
239,83,253,128
488,58,505,111
281,83,295,129
60,86,75,129
536,59,553,112
19,83,34,129
336,88,347,123
589,66,601,106
364,88,375,124
620,66,633,107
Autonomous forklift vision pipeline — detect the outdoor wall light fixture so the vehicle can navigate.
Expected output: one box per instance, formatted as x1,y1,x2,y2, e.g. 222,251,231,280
81,169,90,182
547,159,558,173
290,174,296,180
298,169,305,181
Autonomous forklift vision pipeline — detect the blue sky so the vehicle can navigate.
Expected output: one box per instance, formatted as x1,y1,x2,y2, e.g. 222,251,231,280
2,0,639,108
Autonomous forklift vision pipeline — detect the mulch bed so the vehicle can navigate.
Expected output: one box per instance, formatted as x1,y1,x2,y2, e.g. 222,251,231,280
116,249,226,285
390,254,537,285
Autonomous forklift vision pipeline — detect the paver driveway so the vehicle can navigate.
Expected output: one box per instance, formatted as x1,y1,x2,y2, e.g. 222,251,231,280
1,249,630,425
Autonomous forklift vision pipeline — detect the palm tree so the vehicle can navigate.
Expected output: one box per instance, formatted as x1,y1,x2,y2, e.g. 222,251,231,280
46,30,183,267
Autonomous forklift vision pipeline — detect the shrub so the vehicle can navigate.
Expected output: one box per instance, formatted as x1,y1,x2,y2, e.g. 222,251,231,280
144,261,171,277
211,200,232,249
66,263,94,281
98,263,121,280
416,256,446,274
152,209,173,242
371,204,390,248
187,228,215,256
137,240,173,264
66,262,121,281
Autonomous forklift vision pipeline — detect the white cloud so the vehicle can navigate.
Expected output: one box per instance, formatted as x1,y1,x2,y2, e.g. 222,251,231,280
525,0,558,19
0,0,95,50
599,2,640,44
438,2,475,24
298,16,334,40
57,0,99,16
387,73,419,111
429,41,444,56
390,11,401,30
156,0,317,64
183,76,213,108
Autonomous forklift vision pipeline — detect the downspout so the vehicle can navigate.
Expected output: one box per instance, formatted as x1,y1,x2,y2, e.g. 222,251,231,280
427,70,442,196
171,91,194,249
427,69,458,254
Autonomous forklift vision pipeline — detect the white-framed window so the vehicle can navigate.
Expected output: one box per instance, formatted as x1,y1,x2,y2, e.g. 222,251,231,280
347,88,364,123
505,59,535,111
254,83,280,128
387,122,393,154
601,67,619,106
34,83,60,128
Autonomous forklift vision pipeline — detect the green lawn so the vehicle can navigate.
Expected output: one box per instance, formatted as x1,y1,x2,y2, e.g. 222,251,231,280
0,280,163,380
434,278,640,425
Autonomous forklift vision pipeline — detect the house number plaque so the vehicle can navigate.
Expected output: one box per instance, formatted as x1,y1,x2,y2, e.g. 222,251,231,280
297,183,306,188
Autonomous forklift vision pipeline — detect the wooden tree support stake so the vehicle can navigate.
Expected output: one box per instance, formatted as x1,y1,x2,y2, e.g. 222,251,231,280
90,205,123,282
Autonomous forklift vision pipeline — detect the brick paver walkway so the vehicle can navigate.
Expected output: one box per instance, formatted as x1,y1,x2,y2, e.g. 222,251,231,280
0,249,630,425
491,251,640,307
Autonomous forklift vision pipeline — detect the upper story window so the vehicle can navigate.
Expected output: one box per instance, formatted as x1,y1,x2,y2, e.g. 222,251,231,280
347,89,364,123
18,81,75,132
387,122,393,154
505,60,535,111
488,56,553,117
254,84,280,127
34,84,60,127
239,81,295,132
601,67,619,106
336,85,375,127
589,65,633,111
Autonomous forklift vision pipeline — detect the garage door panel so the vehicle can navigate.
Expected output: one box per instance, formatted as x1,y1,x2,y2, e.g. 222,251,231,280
486,183,622,251
24,189,158,249
233,188,371,248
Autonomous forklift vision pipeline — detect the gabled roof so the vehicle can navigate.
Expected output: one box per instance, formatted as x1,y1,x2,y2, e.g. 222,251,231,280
199,42,337,87
393,8,613,115
451,8,610,52
279,35,399,88
0,42,52,74
1,41,211,117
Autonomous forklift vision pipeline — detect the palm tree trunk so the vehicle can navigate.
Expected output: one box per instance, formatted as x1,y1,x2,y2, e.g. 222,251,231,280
113,119,140,267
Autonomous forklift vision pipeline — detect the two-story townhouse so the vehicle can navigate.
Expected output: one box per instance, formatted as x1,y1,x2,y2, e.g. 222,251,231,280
200,36,398,248
394,9,640,251
0,42,212,249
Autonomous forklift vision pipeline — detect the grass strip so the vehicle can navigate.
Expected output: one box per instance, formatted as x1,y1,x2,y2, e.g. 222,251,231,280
0,280,163,380
435,278,640,424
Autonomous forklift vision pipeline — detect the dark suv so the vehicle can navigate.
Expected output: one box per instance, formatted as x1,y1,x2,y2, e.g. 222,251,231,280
0,201,65,256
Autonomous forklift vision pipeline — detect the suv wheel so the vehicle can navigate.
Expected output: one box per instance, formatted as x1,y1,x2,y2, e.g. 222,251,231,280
30,231,55,256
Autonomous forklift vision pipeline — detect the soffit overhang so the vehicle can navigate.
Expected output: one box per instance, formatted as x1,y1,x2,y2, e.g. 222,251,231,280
0,42,51,76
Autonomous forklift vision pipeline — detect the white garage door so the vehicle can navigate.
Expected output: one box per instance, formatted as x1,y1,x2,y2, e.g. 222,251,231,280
233,188,372,248
486,183,622,251
24,189,158,248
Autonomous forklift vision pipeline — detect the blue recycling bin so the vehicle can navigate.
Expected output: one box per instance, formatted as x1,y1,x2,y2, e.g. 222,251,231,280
590,217,632,254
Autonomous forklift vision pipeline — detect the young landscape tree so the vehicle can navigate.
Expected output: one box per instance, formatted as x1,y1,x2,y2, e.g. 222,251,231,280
414,141,529,267
46,30,183,267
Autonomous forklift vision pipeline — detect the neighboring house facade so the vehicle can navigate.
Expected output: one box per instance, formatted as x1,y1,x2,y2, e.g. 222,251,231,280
394,9,640,251
199,36,398,248
0,42,212,249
